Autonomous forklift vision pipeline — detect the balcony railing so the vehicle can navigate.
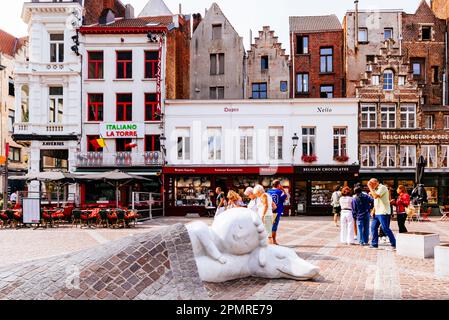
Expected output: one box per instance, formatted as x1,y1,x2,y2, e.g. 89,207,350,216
14,123,79,136
75,152,164,168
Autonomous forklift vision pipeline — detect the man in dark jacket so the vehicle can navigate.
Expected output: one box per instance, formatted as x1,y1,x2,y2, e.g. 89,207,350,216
352,185,374,246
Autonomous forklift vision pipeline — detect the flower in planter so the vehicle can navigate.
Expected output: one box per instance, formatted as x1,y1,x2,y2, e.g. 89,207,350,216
334,155,349,162
301,154,318,163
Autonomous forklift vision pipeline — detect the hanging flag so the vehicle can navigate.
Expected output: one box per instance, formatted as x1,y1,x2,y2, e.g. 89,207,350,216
90,138,101,150
96,138,106,148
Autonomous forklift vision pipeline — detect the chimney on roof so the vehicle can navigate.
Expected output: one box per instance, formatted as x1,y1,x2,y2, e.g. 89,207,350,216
125,4,134,19
192,13,202,33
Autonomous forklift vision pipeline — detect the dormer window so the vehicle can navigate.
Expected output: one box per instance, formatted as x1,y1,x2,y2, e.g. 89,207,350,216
383,70,394,91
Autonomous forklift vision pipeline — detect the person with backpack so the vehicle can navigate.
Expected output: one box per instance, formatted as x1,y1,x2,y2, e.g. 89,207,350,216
352,184,374,246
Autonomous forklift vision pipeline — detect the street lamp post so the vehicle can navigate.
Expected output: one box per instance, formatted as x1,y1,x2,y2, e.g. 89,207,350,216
292,133,299,163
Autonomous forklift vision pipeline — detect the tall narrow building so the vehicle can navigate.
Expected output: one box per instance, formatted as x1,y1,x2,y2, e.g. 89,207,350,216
246,26,289,99
190,3,245,100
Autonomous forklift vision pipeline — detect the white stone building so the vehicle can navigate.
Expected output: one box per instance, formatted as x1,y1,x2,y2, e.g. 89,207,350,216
13,0,83,195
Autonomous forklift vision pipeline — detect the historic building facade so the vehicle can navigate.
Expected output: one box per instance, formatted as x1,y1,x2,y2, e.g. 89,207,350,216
357,39,449,206
246,26,289,99
164,99,359,216
190,3,245,100
12,0,83,196
76,0,190,207
344,8,403,98
289,15,345,99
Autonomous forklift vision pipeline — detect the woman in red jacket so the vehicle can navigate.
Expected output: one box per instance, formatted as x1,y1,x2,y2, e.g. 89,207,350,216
392,185,410,233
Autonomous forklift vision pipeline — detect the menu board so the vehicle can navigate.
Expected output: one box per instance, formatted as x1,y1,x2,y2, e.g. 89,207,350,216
22,198,41,224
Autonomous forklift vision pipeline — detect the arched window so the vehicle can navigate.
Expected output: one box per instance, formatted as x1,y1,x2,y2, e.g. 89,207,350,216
383,70,394,91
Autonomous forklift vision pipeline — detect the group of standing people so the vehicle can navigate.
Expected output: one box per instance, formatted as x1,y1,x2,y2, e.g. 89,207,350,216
213,180,289,245
331,179,412,250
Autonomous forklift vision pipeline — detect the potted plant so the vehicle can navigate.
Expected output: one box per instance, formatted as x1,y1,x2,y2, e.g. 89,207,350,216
334,155,349,163
301,154,318,163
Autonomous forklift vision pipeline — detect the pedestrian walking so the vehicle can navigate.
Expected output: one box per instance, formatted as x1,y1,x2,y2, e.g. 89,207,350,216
267,180,288,246
352,185,374,246
339,187,355,245
392,185,410,233
215,187,227,216
368,179,396,250
331,186,342,227
254,185,276,244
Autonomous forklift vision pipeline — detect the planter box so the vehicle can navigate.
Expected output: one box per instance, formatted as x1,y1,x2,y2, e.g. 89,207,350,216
396,232,440,259
435,244,449,278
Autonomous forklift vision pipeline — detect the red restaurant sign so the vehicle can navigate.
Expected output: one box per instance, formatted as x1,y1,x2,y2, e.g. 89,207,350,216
163,166,294,175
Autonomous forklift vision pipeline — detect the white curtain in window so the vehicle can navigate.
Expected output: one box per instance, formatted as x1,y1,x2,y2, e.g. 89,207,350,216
369,146,376,167
361,147,368,167
380,146,387,167
429,146,437,168
443,146,449,168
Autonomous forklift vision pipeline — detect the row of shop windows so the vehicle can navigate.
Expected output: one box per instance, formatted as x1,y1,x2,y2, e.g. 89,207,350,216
361,145,449,168
87,51,160,80
87,93,160,122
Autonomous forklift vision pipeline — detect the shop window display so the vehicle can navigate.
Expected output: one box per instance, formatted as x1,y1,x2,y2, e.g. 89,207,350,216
175,177,211,207
426,187,438,205
311,181,344,206
294,181,307,213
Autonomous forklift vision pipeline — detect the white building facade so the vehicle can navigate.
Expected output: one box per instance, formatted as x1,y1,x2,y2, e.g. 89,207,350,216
13,0,83,195
163,99,360,216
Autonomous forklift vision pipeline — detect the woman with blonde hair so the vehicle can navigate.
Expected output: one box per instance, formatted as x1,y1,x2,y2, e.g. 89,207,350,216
254,185,277,244
227,190,245,209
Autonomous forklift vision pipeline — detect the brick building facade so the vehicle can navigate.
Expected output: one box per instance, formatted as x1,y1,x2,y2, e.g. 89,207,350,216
289,15,345,99
357,39,449,206
246,26,289,99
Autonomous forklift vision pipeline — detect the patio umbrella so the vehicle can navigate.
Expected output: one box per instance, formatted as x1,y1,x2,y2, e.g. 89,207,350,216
76,170,152,208
416,155,427,185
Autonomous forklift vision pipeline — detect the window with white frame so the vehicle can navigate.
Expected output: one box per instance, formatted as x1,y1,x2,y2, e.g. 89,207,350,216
8,110,15,132
425,115,435,130
400,104,416,129
269,127,283,161
239,127,254,161
176,128,191,161
49,87,63,123
207,127,222,161
333,127,347,158
421,145,437,168
361,145,377,168
400,145,416,168
50,33,64,63
383,70,394,91
380,104,396,129
372,75,380,85
445,115,449,129
398,76,406,86
380,145,396,168
302,127,316,156
358,28,368,42
442,146,449,168
361,104,377,129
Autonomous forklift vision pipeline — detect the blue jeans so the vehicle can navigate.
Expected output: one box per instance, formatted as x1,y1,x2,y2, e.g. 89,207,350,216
371,214,396,248
356,215,370,245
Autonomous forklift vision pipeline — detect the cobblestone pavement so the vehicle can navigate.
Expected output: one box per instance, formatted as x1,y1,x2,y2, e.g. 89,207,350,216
1,216,449,300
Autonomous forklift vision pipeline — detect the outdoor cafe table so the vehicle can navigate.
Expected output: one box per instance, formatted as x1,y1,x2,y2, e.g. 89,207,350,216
80,210,96,229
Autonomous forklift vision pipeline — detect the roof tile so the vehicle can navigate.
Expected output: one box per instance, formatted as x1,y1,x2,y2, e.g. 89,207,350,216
289,15,342,33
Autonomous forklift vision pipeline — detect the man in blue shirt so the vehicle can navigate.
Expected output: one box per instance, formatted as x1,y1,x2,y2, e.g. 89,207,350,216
352,184,374,246
267,180,288,245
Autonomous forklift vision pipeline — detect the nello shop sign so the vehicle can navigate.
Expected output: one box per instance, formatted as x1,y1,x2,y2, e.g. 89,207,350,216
100,123,144,139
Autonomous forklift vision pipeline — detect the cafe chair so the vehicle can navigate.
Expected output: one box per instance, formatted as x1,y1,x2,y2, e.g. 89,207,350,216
115,209,126,229
97,209,109,228
421,207,432,222
42,209,53,227
51,209,65,227
72,209,82,228
125,210,138,228
107,210,118,228
0,211,11,228
406,206,418,223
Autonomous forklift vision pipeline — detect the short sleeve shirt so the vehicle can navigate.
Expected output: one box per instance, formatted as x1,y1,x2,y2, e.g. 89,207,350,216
373,184,391,215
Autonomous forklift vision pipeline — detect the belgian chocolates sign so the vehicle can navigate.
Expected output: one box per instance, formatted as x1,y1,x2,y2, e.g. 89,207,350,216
295,165,360,178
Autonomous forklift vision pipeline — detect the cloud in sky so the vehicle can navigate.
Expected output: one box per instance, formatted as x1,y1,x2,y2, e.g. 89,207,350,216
0,0,422,52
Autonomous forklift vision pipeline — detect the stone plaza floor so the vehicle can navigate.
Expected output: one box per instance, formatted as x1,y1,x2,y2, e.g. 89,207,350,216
1,216,449,300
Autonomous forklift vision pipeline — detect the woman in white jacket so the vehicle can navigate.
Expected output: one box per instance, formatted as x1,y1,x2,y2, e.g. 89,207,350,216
339,186,355,245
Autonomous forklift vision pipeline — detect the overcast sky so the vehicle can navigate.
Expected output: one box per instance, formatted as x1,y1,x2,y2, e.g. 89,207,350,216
0,0,423,51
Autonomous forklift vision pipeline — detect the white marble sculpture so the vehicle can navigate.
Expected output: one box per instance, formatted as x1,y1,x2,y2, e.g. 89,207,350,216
186,208,320,283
